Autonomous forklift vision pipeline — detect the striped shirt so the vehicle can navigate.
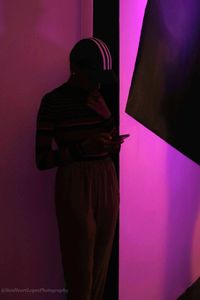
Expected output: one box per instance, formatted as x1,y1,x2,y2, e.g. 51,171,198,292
35,82,118,170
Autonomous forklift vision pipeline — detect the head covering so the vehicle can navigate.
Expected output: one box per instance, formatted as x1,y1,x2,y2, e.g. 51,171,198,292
70,37,118,84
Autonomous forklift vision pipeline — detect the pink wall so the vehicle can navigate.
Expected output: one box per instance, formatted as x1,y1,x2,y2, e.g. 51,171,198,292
119,1,200,300
81,0,93,38
0,0,91,299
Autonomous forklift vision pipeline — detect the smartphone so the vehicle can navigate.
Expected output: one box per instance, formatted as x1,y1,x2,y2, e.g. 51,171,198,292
112,134,130,141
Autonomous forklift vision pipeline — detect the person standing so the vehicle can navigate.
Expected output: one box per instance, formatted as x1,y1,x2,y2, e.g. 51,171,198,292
35,38,125,300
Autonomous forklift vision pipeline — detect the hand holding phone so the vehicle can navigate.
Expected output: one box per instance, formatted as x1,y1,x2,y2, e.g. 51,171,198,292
112,134,130,141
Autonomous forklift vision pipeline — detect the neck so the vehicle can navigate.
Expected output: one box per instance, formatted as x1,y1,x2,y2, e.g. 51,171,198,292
67,75,100,93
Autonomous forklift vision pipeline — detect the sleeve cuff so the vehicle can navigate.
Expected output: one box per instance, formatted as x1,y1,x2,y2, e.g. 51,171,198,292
54,149,63,165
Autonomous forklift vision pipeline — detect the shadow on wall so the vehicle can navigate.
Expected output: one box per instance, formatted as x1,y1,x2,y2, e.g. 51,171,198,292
0,0,80,298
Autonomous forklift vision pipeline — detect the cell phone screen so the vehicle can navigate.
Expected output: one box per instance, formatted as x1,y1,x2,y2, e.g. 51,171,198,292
112,134,130,141
119,134,130,139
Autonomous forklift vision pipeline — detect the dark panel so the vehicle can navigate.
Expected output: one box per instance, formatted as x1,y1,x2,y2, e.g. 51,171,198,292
177,277,200,300
126,0,200,165
93,0,119,77
93,1,119,299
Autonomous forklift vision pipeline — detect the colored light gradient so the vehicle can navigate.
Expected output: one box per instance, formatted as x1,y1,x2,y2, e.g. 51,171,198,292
120,1,200,299
0,0,87,298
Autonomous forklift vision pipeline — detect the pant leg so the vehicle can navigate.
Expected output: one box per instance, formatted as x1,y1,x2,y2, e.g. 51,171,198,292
54,161,97,300
91,158,119,300
54,158,119,300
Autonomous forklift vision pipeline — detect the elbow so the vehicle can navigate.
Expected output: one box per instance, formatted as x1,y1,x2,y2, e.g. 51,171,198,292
35,156,47,171
36,161,46,171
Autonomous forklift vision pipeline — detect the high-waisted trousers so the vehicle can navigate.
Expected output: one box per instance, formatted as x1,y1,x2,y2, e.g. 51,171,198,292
54,156,119,300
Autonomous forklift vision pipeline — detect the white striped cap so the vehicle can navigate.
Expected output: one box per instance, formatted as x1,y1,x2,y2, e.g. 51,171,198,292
89,38,112,70
70,37,117,83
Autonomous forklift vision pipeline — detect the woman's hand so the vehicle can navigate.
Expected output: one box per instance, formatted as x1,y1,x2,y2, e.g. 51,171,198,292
104,135,125,154
80,133,124,155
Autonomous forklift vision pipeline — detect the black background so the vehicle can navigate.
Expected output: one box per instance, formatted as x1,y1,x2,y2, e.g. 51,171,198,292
93,1,119,299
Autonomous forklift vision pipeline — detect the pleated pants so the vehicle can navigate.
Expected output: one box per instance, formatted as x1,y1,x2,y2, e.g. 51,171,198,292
54,157,119,300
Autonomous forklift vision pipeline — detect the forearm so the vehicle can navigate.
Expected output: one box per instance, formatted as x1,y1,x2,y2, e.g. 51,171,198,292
36,142,86,171
36,148,61,170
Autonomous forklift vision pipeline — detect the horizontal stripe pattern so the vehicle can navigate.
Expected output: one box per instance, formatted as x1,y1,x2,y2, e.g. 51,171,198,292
35,82,118,169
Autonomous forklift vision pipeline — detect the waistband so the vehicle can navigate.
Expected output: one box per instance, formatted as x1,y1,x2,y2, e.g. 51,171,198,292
74,154,110,161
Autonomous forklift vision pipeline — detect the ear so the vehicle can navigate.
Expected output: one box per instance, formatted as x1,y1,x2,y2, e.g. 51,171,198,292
70,62,74,74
